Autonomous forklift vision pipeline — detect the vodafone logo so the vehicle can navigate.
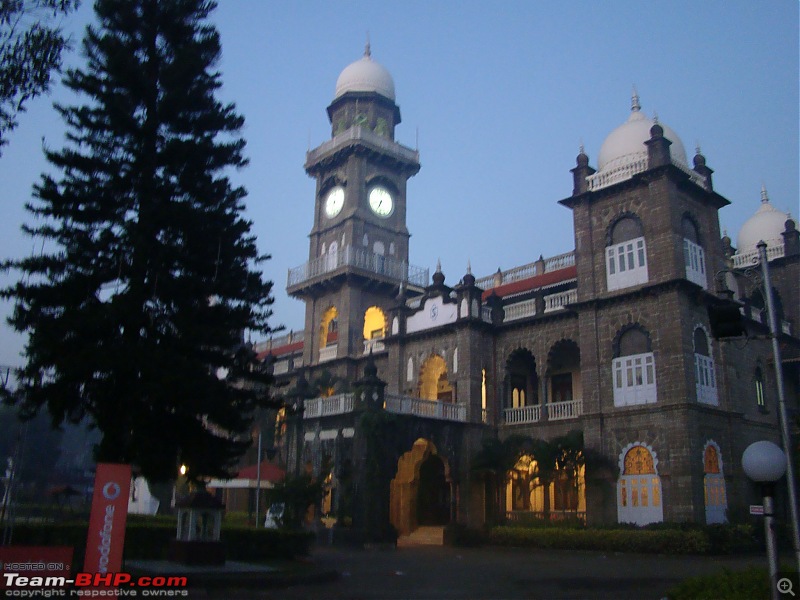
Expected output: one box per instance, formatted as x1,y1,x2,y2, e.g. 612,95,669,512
102,481,121,500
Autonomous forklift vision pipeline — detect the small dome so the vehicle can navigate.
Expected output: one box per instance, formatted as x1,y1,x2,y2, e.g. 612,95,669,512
737,186,789,253
334,44,395,101
597,92,687,172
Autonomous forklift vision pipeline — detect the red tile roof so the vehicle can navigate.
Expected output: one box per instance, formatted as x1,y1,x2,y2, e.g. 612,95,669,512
482,265,577,301
257,340,304,361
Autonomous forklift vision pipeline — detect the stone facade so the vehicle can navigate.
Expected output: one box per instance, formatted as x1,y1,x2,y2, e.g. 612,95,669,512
261,58,800,539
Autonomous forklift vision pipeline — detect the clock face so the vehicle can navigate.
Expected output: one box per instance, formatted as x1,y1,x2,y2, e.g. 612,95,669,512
324,186,344,218
368,186,394,217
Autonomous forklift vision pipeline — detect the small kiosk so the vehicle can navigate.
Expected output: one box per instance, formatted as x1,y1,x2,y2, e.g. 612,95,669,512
168,490,225,565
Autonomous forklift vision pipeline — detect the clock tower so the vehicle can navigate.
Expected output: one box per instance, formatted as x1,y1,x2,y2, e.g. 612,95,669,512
287,45,426,369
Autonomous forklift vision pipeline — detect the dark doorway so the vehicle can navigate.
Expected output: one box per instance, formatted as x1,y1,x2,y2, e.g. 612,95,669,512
416,455,450,525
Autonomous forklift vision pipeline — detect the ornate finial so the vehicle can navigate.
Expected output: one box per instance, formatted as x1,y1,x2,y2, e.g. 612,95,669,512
652,111,659,124
364,32,371,58
631,86,641,112
761,183,769,203
723,229,728,237
436,258,442,273
466,259,472,275
695,142,701,155
579,141,585,155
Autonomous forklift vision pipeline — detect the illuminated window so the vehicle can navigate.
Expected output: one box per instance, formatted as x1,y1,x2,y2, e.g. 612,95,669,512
363,306,387,340
617,444,663,525
755,368,766,410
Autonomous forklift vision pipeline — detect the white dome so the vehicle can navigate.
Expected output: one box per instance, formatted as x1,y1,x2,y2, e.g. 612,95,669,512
334,46,395,101
737,187,789,253
597,94,688,171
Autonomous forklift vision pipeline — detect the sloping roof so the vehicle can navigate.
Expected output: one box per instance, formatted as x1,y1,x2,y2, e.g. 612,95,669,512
482,265,577,301
257,340,304,361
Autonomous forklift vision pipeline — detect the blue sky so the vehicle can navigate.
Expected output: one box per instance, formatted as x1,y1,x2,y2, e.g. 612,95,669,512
0,0,798,366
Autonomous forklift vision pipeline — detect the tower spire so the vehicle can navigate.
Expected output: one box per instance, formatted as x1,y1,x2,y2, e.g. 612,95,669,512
761,183,769,203
364,32,371,58
631,86,641,112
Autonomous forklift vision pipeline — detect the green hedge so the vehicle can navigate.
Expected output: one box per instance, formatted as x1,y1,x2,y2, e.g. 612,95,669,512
490,526,711,554
9,521,312,569
667,567,770,600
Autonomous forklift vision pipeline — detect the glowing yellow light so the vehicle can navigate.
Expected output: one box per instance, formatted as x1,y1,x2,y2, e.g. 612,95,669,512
179,465,187,476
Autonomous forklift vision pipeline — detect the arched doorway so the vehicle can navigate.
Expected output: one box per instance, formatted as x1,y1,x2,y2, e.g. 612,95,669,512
390,439,451,535
419,354,453,402
417,454,449,525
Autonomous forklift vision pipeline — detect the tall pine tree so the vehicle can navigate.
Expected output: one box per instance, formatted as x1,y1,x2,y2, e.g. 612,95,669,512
2,0,274,483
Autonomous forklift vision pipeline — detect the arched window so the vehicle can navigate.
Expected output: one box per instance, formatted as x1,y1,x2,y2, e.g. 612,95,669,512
703,442,727,524
606,215,648,291
319,307,338,362
419,354,453,402
612,326,656,406
363,306,387,355
617,444,663,525
755,367,766,411
694,327,718,405
682,216,707,288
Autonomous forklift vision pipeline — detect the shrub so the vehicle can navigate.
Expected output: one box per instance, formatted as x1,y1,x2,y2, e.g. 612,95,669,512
667,567,769,600
444,523,489,547
489,526,711,554
9,519,312,569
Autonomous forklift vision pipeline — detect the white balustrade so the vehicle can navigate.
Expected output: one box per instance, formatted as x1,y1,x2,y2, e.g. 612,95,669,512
481,306,493,323
363,338,386,355
303,393,355,419
474,252,576,289
384,394,467,422
544,289,577,312
732,243,785,268
504,299,537,321
548,399,583,421
319,345,338,363
503,404,541,424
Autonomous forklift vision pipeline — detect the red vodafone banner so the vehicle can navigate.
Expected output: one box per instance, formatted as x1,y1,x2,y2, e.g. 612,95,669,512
84,463,131,574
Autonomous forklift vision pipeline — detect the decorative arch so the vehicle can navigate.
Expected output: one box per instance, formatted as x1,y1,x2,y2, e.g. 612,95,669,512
703,440,727,524
390,438,452,535
505,348,538,409
617,442,663,525
319,306,338,349
546,339,581,406
363,306,387,340
419,354,452,402
606,211,644,246
612,323,652,358
681,212,703,245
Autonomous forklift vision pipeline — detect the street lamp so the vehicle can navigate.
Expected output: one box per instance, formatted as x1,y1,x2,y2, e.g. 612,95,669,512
743,440,787,600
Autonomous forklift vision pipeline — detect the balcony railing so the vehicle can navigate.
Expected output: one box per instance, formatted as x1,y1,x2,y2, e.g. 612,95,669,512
548,399,583,421
363,338,386,355
506,510,586,524
304,393,355,419
288,245,429,289
475,251,575,290
319,345,337,363
544,289,577,313
503,405,541,424
732,242,785,268
586,153,707,192
306,125,419,168
504,299,537,322
384,394,467,422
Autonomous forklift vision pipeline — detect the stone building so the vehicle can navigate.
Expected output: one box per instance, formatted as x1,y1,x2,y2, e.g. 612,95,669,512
258,46,800,541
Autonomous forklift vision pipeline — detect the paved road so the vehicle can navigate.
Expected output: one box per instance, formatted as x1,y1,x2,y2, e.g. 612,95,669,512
193,544,766,600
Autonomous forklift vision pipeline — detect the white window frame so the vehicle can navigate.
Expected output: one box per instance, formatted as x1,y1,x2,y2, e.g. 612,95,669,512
695,353,718,405
683,238,707,289
606,236,648,291
613,352,657,406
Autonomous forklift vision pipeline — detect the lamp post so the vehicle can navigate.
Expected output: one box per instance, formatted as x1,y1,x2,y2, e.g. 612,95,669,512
743,440,787,600
757,240,800,577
